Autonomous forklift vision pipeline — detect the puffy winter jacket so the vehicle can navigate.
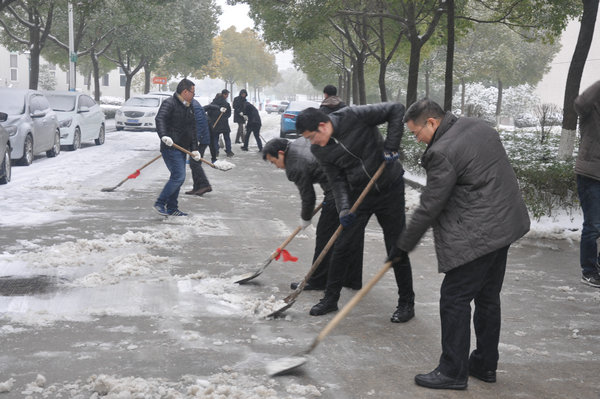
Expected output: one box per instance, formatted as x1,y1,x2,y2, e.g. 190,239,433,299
311,102,406,213
574,80,600,181
192,99,210,146
320,96,346,115
155,93,198,152
233,90,248,124
285,138,333,221
397,112,530,272
244,102,261,129
205,94,231,133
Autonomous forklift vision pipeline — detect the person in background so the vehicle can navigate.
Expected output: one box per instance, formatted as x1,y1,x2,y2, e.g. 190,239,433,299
262,138,362,291
233,89,248,144
153,78,200,217
574,80,600,288
320,84,347,115
205,89,233,161
393,98,530,390
241,101,263,152
185,98,212,197
296,104,414,322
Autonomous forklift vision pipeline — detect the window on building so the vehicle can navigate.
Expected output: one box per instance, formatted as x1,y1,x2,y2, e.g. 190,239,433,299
10,54,18,81
48,63,56,78
102,74,109,86
119,67,126,87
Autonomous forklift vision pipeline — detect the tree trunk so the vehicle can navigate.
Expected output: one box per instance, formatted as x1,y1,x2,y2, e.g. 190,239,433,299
91,51,101,101
125,76,132,100
143,65,150,94
406,41,422,107
460,78,465,114
558,0,599,160
444,0,455,111
495,79,503,125
355,54,367,105
29,45,40,90
378,60,388,102
425,68,430,98
352,64,359,106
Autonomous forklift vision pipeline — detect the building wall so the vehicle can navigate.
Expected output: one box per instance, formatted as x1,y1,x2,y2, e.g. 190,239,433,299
535,11,600,107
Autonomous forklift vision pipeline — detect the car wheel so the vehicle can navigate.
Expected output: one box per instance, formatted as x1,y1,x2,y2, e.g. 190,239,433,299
46,129,61,158
18,134,34,166
95,124,105,145
68,127,81,151
0,143,11,184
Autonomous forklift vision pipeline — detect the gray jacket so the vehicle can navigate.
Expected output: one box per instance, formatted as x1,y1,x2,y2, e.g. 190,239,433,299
397,113,530,272
574,80,600,181
285,138,332,221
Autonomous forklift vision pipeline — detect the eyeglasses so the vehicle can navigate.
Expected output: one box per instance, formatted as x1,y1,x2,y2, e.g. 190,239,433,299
411,122,427,136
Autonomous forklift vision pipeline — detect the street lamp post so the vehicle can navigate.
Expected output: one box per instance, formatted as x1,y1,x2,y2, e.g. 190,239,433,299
68,1,76,91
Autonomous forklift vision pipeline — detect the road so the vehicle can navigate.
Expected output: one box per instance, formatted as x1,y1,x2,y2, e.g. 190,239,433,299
0,114,598,398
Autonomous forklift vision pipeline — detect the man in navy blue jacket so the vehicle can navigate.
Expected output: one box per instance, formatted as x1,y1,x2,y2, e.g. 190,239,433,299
185,99,212,196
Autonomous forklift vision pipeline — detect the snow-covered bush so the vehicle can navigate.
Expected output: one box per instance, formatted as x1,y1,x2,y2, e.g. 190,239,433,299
100,96,124,106
514,113,538,128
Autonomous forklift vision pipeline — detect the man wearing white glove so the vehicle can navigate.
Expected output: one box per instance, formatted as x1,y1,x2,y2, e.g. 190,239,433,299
190,151,201,161
232,89,248,144
153,78,198,217
262,137,364,293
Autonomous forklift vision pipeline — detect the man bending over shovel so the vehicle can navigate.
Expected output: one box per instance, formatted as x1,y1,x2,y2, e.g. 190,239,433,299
295,104,415,322
262,137,363,291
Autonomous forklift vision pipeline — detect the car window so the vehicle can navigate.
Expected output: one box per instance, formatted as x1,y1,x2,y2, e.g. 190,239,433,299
287,101,319,111
79,95,96,109
124,97,160,107
30,95,50,113
0,91,25,114
46,95,76,112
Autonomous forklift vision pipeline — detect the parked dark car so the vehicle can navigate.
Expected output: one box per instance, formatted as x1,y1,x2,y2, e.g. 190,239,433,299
279,100,320,138
0,88,60,166
0,112,11,184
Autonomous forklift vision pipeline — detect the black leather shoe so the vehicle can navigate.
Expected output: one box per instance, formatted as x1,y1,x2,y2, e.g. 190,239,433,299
290,282,325,291
469,367,496,383
391,303,414,323
415,369,467,390
309,297,338,316
193,186,212,196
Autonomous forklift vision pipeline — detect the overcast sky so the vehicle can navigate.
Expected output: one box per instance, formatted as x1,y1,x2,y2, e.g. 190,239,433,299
216,0,294,70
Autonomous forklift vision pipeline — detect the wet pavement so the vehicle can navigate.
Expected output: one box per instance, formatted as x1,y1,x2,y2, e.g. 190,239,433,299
0,124,599,398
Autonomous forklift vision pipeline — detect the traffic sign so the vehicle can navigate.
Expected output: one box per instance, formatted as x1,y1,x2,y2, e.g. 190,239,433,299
152,76,167,85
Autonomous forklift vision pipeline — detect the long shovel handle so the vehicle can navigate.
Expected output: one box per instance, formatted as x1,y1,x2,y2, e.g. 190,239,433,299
102,153,162,191
284,162,386,303
212,110,225,129
170,142,218,169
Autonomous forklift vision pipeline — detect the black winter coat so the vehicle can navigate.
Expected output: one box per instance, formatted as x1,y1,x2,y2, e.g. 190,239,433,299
205,94,231,133
311,102,406,213
233,90,247,124
155,93,198,152
285,138,333,221
244,102,261,129
320,96,346,114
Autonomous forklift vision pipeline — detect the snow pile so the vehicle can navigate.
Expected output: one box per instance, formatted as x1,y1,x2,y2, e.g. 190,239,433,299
0,378,15,393
214,159,236,171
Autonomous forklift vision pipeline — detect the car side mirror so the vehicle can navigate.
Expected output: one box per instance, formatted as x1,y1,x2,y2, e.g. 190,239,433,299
0,112,6,122
31,110,46,118
78,106,90,113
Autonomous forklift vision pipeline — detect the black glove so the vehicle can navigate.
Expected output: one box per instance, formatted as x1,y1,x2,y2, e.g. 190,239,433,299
387,245,407,264
383,149,399,164
339,209,356,228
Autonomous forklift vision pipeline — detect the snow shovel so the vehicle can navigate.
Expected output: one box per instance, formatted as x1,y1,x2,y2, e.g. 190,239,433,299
170,142,233,171
101,153,162,192
234,202,324,284
266,162,387,318
213,110,225,129
266,259,394,376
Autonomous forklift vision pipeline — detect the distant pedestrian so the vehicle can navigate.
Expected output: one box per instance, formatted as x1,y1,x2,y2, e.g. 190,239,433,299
241,102,263,152
394,98,530,390
320,84,346,115
205,89,233,161
574,80,600,288
153,78,201,217
185,98,212,197
233,89,248,144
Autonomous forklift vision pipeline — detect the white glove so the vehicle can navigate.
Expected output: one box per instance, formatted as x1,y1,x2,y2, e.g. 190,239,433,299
220,107,227,113
161,136,173,146
239,112,244,117
243,116,248,123
300,218,312,230
191,151,201,161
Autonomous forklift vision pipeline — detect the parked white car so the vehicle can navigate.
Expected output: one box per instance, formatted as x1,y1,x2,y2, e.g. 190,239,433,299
0,87,60,166
45,91,106,151
115,94,168,131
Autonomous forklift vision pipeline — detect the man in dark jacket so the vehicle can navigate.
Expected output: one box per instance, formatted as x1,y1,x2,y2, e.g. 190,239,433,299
320,84,346,115
296,104,415,322
394,99,530,390
233,89,247,144
185,99,212,197
205,89,233,161
154,78,200,216
574,80,600,288
262,138,363,291
241,101,263,152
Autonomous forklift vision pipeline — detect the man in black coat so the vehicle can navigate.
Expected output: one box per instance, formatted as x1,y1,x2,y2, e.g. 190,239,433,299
319,84,346,115
295,104,415,322
154,78,200,216
205,89,233,162
233,89,247,144
241,101,263,152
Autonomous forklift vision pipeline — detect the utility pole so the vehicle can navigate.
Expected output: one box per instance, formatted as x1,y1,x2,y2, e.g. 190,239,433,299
68,1,76,91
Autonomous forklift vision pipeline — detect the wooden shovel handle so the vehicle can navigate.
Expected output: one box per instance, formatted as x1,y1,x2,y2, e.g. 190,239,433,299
270,202,324,260
170,142,217,169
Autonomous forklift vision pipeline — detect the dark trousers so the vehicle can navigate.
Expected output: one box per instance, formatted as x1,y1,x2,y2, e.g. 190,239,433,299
243,124,263,150
208,129,218,163
235,122,245,143
189,144,210,191
324,180,413,305
309,199,363,289
577,174,600,275
438,245,510,379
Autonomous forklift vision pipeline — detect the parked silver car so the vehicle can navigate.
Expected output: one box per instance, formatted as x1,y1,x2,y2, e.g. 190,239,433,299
0,88,60,166
115,94,168,131
0,112,11,184
45,91,106,151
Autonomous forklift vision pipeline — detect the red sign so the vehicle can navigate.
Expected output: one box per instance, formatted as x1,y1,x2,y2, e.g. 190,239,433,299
152,76,167,85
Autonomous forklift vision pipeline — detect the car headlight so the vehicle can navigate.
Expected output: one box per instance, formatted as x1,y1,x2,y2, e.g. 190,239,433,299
4,125,17,136
116,110,122,116
59,118,73,128
145,111,156,117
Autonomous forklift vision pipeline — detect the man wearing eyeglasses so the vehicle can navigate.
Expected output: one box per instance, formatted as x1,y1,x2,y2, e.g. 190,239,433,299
392,98,530,390
153,78,201,216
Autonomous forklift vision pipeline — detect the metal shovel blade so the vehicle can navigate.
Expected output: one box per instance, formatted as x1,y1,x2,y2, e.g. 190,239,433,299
266,356,307,376
101,187,116,192
266,299,295,318
233,270,261,284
